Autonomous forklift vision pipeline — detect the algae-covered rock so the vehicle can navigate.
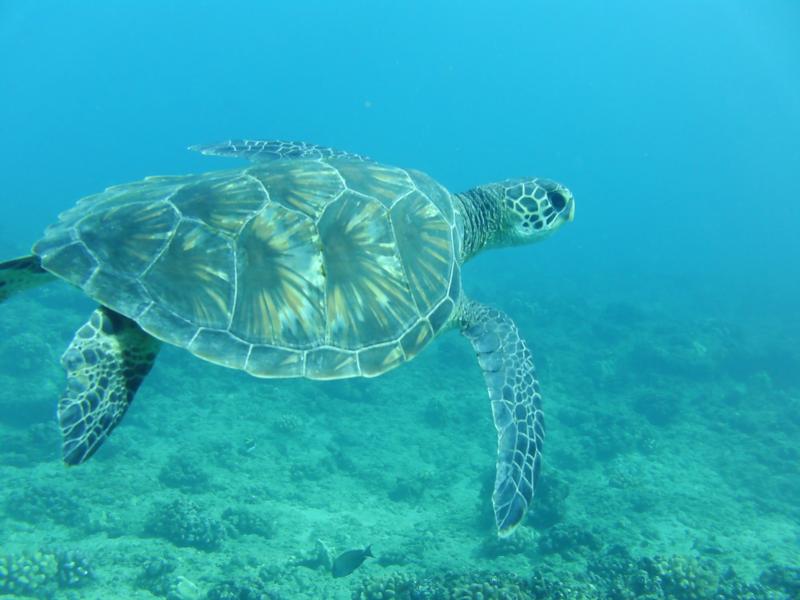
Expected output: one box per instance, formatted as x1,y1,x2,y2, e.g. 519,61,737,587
158,453,211,492
388,470,435,503
375,547,411,568
758,564,800,597
531,473,570,530
5,483,86,527
221,506,276,539
631,388,683,426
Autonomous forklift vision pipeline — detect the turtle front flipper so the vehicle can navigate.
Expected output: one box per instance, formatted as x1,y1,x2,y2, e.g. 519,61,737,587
189,139,371,162
59,306,161,465
0,255,55,303
459,299,544,536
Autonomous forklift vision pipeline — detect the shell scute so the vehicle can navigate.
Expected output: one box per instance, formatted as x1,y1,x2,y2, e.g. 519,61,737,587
318,191,417,349
245,345,305,378
399,319,434,359
188,329,250,370
330,159,415,208
78,201,178,277
137,303,197,348
37,241,97,288
407,168,455,224
170,171,267,233
84,269,151,319
305,347,359,379
142,220,234,330
357,341,405,377
249,159,343,218
390,190,454,316
230,203,325,347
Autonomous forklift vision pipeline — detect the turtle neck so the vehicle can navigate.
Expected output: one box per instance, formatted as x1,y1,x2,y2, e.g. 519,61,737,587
453,184,505,263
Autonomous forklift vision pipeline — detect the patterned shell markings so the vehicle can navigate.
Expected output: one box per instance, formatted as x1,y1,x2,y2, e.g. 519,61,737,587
32,160,461,379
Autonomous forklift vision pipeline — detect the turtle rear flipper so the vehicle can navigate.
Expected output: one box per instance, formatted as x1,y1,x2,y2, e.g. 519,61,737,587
189,139,371,162
0,255,54,303
59,306,161,465
460,299,544,536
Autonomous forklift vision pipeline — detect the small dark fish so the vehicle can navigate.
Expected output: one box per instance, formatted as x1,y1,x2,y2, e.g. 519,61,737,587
331,544,373,578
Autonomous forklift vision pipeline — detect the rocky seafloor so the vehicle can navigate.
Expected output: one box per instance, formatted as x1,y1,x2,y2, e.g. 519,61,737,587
0,279,798,599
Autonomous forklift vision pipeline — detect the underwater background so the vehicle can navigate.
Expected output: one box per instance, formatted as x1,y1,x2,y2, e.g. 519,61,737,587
1,1,798,598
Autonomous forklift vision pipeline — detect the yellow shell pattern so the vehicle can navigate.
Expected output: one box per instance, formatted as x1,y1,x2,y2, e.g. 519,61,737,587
34,159,461,379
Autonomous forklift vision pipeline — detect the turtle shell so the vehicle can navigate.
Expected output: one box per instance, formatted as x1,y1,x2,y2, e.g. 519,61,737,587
33,159,462,379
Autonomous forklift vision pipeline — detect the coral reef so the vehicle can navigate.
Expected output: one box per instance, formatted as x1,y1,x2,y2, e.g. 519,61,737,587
538,523,602,557
135,556,203,600
353,546,798,600
479,525,536,558
646,555,718,599
586,545,786,600
758,565,800,597
273,413,303,434
351,571,530,600
135,555,179,597
145,498,226,550
0,549,93,598
1,239,798,600
0,551,57,598
54,549,93,588
206,578,273,600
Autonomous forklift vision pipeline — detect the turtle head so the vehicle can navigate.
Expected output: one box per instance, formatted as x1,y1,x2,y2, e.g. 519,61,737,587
499,178,575,244
456,177,575,260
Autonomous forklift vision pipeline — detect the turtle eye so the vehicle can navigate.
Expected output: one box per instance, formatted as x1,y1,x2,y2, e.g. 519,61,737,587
548,191,566,211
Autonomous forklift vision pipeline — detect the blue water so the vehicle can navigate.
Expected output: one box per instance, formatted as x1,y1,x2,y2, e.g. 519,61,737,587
1,2,799,599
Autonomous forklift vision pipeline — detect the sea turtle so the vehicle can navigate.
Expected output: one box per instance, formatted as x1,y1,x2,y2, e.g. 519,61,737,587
0,140,574,535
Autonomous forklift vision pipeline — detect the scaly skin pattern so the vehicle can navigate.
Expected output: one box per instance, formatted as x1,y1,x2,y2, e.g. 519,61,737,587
458,299,545,535
59,306,161,465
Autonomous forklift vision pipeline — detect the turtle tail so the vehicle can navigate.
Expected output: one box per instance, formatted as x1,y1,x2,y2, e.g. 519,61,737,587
0,255,55,304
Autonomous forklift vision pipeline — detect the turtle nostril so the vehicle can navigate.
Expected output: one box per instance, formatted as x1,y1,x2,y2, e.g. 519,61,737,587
548,191,567,211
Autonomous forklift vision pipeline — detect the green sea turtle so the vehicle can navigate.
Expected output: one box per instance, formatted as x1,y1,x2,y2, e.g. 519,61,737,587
0,140,574,535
